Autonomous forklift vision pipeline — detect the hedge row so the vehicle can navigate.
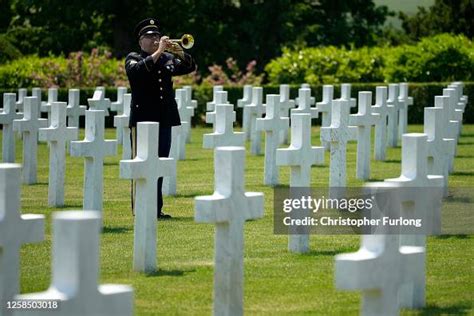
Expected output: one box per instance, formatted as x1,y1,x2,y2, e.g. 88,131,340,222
1,82,473,127
265,34,474,84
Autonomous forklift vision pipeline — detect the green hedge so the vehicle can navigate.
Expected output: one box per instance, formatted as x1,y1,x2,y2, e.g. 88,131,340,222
1,83,472,127
265,34,474,84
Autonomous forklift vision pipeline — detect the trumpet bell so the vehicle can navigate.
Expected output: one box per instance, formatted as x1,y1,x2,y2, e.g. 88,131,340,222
169,34,194,49
180,34,194,49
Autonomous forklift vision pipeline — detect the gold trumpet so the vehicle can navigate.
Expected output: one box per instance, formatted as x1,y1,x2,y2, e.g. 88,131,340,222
169,34,194,49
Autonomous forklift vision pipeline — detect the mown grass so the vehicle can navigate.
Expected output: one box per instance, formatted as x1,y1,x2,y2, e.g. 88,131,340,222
9,124,473,315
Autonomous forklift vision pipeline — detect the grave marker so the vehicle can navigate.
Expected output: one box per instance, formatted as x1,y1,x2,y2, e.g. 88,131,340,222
120,122,175,272
0,94,21,162
14,211,133,316
349,91,380,180
0,164,44,316
70,110,117,213
12,97,48,184
195,147,264,316
256,94,289,185
39,102,79,206
66,89,86,128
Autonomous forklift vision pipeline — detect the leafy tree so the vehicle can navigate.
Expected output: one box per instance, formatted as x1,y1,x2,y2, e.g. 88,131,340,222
2,0,392,73
400,0,474,41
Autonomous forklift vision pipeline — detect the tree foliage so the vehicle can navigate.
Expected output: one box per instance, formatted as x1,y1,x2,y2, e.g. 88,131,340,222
400,0,474,41
1,0,392,72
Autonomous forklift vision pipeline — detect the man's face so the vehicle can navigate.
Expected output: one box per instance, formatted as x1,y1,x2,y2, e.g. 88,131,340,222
139,33,160,54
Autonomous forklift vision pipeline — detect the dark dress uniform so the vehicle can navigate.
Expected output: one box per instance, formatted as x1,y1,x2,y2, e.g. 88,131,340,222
125,20,196,217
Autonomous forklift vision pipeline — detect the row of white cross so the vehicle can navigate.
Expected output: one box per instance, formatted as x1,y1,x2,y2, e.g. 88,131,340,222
198,81,467,315
0,81,468,315
0,84,199,316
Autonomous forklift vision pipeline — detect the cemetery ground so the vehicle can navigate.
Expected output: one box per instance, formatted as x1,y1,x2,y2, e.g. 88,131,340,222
9,125,473,315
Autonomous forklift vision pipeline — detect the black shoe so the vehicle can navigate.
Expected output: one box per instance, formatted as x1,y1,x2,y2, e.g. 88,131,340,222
157,212,172,220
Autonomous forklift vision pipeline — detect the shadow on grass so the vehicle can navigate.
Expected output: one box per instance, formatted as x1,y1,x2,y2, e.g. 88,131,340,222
181,158,200,161
458,141,474,146
31,182,48,186
383,159,401,164
367,178,385,182
305,248,358,257
444,195,472,203
145,268,196,278
451,171,474,176
102,226,132,234
166,216,194,222
104,161,119,166
455,155,474,158
174,192,209,198
61,203,83,208
435,234,470,240
413,303,472,315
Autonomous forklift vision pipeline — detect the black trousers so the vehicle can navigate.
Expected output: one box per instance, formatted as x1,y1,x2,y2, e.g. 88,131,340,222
131,124,172,216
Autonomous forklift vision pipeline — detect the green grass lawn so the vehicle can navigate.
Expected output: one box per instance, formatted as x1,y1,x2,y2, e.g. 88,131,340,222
10,124,474,315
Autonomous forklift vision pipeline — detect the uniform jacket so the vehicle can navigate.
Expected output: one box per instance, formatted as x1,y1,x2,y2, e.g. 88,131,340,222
125,50,196,127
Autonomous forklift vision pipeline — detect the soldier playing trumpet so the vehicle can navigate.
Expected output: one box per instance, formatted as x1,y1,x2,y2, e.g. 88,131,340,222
125,18,197,219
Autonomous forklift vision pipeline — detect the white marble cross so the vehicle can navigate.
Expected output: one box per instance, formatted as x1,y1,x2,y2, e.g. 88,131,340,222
205,91,233,126
335,233,424,316
163,125,182,196
434,95,459,173
372,86,389,161
291,88,318,118
340,83,357,108
0,164,44,316
183,85,198,109
40,87,58,122
15,88,27,113
0,94,21,162
182,87,197,142
450,81,468,111
256,94,289,185
237,84,253,138
206,85,224,112
320,99,357,189
247,87,266,155
398,83,413,139
70,110,117,213
31,87,42,108
13,97,48,184
111,87,127,145
66,89,86,128
448,83,466,137
111,87,127,114
316,85,334,151
386,84,400,147
383,133,444,308
114,93,132,160
176,88,194,146
88,88,111,116
350,91,380,180
443,87,464,140
278,84,295,145
295,83,315,106
424,101,456,196
14,211,133,316
39,102,79,207
195,147,264,316
203,103,245,149
120,122,175,272
276,113,324,253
